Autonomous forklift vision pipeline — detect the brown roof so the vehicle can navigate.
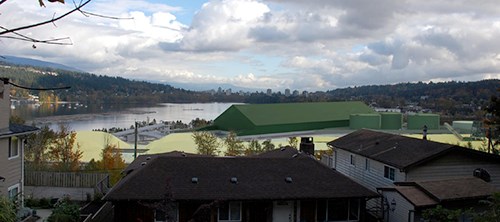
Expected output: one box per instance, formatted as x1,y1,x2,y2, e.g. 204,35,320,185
254,146,301,158
414,177,498,202
106,153,378,201
328,129,500,170
393,186,438,207
382,177,498,208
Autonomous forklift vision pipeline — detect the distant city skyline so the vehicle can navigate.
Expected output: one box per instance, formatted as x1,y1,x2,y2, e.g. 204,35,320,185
1,0,499,91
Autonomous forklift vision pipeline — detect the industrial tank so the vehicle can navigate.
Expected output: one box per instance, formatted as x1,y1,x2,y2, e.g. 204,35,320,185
407,114,440,130
349,114,381,129
380,112,403,130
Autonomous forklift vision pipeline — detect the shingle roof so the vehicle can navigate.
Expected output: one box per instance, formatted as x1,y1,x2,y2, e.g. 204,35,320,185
384,177,498,208
328,129,458,169
391,186,438,207
0,124,39,138
106,153,377,201
254,146,301,158
413,177,498,202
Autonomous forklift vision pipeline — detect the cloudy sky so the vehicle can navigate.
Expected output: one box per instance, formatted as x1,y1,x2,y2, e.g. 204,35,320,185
1,0,499,91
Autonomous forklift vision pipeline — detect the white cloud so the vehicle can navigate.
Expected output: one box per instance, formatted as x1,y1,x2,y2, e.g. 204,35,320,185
1,0,499,91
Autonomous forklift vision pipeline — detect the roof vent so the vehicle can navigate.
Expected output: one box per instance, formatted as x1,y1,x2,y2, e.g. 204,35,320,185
473,168,491,182
191,177,199,184
285,177,293,183
280,147,286,151
182,153,187,157
292,153,298,158
146,157,151,160
141,162,147,166
230,177,238,184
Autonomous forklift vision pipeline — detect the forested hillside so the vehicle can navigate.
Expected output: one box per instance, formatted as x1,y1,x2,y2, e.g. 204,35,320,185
1,61,498,120
0,63,242,104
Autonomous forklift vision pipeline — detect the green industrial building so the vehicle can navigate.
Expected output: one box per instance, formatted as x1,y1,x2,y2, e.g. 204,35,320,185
407,113,440,130
349,113,381,129
204,101,375,136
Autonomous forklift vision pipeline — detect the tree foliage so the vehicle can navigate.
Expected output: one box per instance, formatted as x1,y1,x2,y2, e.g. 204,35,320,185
484,87,500,152
224,132,244,156
192,131,220,156
25,125,55,170
244,140,263,156
47,197,80,222
287,137,298,148
475,192,500,222
0,196,16,222
261,139,275,152
48,125,83,171
422,205,467,222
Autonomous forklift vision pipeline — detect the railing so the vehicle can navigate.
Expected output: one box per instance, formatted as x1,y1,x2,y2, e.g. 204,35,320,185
95,175,110,195
25,171,109,188
444,122,464,141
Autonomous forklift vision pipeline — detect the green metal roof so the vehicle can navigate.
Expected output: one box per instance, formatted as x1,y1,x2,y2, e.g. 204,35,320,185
230,101,374,126
210,101,375,136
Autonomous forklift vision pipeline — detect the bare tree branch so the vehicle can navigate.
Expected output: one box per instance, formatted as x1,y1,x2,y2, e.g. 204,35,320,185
0,25,72,45
78,10,134,20
0,36,72,45
0,0,92,36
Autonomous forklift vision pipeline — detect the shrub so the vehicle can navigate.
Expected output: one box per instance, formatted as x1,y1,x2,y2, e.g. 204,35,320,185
0,196,17,222
47,198,80,222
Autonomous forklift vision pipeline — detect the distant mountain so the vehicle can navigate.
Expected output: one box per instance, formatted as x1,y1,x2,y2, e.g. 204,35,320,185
0,55,83,72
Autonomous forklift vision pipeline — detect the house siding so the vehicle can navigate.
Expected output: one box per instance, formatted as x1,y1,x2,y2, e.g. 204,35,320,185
381,190,415,222
0,138,23,196
334,148,406,191
406,151,500,189
333,148,404,219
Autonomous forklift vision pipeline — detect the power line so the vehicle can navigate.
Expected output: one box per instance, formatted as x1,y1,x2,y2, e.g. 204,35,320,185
1,77,71,91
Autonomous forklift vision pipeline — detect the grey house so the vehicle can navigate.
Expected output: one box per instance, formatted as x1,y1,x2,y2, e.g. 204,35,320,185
0,79,38,202
326,129,500,221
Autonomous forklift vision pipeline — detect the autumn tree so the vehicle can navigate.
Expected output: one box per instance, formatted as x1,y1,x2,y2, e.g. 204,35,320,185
244,140,263,156
261,139,275,152
25,125,56,170
98,135,126,185
287,137,298,148
223,132,244,156
48,125,83,171
192,131,219,155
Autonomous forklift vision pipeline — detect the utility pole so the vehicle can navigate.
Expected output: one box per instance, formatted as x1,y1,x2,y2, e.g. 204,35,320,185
134,121,138,159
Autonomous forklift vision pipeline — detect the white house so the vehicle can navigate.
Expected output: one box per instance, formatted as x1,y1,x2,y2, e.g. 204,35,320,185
326,129,500,221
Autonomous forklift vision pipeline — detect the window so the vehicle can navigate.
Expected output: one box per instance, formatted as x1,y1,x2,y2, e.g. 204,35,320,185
155,204,179,222
384,166,395,181
8,137,20,159
365,158,370,171
317,199,360,221
218,202,241,221
350,155,356,166
8,184,20,201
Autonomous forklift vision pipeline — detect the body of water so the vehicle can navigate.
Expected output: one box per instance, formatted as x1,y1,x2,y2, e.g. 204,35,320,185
11,103,235,131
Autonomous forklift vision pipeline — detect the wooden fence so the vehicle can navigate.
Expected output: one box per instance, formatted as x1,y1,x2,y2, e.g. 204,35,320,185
25,171,109,188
